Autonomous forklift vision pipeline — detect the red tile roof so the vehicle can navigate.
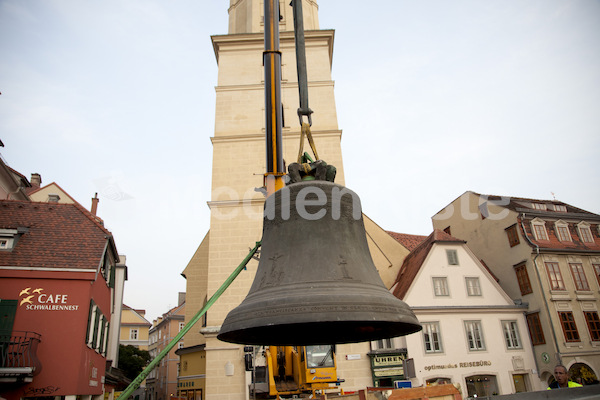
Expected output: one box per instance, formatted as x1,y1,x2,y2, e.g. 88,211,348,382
450,191,600,253
386,232,428,251
6,166,31,188
471,191,600,251
0,200,117,269
391,229,465,299
472,191,598,216
517,216,599,252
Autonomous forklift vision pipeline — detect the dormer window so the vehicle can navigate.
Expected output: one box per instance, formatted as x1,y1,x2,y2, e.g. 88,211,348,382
555,220,572,242
531,218,549,241
532,203,547,211
577,222,594,243
553,204,567,212
0,229,18,250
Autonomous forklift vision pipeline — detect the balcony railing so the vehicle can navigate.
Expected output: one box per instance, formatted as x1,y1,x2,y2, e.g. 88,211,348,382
0,331,42,381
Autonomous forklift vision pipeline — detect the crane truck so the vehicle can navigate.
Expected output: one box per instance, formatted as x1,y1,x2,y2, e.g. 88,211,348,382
249,345,344,398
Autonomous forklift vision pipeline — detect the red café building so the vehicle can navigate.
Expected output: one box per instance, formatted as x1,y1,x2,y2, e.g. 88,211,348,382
0,199,119,400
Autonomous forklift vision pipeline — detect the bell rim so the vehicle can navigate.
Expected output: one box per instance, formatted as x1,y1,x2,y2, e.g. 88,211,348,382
217,320,423,346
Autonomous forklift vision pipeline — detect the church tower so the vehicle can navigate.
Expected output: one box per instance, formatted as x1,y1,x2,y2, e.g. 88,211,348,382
181,2,409,398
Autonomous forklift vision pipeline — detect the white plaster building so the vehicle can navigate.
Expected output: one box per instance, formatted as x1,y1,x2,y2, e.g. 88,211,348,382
432,192,600,385
391,230,545,397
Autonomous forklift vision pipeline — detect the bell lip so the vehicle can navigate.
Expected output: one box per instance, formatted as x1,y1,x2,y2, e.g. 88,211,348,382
218,282,420,328
217,320,423,346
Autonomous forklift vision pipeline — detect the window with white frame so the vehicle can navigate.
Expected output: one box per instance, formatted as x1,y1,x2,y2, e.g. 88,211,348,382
465,277,482,296
422,322,443,353
502,320,522,349
531,219,549,241
577,222,594,243
179,322,185,332
532,203,547,210
432,277,449,296
85,300,109,355
130,329,139,340
465,320,485,351
446,249,459,265
555,220,572,242
0,229,18,250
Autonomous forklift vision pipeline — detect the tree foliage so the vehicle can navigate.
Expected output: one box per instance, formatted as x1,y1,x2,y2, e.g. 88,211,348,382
570,363,599,385
118,344,151,381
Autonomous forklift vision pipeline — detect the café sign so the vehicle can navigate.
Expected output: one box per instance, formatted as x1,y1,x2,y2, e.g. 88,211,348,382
19,287,80,311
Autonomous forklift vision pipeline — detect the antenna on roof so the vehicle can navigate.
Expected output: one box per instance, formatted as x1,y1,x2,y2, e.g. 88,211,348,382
551,192,556,200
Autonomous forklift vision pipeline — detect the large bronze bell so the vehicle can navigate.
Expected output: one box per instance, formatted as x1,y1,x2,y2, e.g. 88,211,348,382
218,181,421,345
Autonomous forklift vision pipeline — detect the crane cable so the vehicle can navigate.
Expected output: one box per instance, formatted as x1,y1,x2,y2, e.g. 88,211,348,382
297,122,319,165
291,0,321,167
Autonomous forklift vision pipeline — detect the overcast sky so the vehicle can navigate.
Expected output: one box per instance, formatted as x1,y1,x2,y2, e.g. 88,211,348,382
1,0,599,323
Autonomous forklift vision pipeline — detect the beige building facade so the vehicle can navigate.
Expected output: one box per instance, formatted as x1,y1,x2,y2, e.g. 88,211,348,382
432,191,600,386
148,297,186,400
120,305,152,350
180,1,413,399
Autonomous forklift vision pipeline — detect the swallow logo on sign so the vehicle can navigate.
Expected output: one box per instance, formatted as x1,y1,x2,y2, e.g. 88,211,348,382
20,295,34,306
19,287,44,306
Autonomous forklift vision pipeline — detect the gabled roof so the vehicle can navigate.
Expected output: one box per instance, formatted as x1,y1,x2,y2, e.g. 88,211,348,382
391,229,465,299
0,200,117,269
150,301,186,331
122,305,152,326
6,166,31,189
28,181,79,203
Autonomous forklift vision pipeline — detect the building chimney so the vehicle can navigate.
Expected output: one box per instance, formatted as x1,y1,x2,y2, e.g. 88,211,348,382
30,173,42,188
47,194,60,203
178,292,186,306
91,193,99,216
